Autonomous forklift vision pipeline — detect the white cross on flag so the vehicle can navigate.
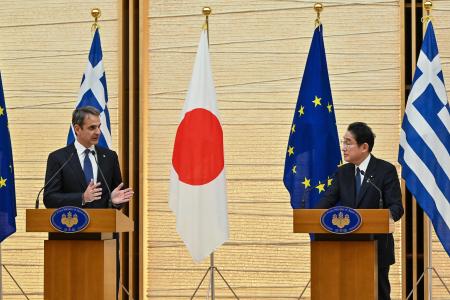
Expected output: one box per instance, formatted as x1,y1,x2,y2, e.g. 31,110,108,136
399,21,450,256
169,29,229,263
67,28,112,149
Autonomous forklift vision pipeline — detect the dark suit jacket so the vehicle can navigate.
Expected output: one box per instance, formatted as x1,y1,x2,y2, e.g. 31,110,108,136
315,155,404,266
43,143,122,209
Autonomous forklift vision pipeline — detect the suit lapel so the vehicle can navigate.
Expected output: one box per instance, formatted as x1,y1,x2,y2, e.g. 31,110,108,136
356,156,377,207
95,146,106,185
67,144,87,190
345,164,357,208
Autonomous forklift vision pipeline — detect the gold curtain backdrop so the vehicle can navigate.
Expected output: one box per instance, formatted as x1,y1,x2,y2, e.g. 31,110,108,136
0,1,119,299
148,1,402,299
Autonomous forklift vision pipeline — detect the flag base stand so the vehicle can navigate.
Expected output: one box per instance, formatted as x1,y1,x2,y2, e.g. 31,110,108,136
406,222,450,299
406,267,450,299
191,253,239,300
1,246,30,300
297,279,311,299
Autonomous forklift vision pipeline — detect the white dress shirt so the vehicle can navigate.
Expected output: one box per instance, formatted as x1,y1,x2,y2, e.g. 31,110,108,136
355,154,371,185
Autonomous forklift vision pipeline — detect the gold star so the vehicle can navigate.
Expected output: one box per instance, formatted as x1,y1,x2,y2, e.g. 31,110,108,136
312,96,322,107
0,106,4,116
327,177,333,187
302,177,311,188
327,103,333,113
291,124,296,134
0,176,6,188
287,146,294,156
316,181,325,193
298,106,305,117
292,165,297,174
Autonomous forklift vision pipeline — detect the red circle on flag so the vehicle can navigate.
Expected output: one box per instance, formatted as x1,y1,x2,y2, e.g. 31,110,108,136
172,108,224,185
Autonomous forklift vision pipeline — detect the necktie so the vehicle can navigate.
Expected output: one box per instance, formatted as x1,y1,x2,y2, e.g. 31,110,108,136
84,149,94,184
355,167,362,197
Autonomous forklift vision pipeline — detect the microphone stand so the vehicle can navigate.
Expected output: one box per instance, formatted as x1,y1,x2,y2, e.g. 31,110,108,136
35,152,75,208
91,150,113,208
366,176,383,208
301,187,313,208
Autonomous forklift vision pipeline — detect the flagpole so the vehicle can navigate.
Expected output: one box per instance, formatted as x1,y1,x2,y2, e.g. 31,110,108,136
297,4,324,298
422,4,432,300
189,8,238,299
202,6,216,300
91,8,101,33
404,2,450,300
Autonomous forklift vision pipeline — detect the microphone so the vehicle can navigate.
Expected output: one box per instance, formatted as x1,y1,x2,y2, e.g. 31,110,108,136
366,175,383,209
90,150,113,208
36,151,75,209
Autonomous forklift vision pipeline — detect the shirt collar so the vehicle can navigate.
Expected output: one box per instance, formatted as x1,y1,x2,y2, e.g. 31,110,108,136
74,140,95,155
356,154,371,175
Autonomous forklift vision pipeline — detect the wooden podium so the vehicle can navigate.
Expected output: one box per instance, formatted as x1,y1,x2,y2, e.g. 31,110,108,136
293,209,394,300
26,209,134,300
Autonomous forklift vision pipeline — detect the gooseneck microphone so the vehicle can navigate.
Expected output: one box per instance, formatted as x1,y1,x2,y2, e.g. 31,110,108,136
35,152,75,209
366,175,383,209
91,150,113,208
301,186,313,208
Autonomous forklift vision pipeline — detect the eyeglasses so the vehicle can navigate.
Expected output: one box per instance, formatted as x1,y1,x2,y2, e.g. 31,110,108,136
340,140,357,149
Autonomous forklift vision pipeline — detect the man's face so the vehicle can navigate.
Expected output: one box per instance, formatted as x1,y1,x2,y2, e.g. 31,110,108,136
74,114,101,148
341,130,369,165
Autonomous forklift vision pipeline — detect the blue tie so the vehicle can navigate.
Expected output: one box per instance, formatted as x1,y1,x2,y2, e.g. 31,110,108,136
355,167,362,197
84,149,94,184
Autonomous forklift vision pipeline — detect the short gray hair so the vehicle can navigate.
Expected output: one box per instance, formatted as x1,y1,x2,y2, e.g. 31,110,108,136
72,106,100,128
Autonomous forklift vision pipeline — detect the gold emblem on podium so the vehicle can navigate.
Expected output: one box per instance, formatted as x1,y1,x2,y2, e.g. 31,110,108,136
61,212,79,228
331,212,350,228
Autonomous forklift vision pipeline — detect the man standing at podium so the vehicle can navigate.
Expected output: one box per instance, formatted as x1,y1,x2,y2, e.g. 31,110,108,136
316,122,404,300
43,106,133,208
43,106,132,299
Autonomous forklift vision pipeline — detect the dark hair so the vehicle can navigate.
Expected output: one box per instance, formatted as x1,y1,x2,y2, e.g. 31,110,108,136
347,122,376,152
72,106,100,128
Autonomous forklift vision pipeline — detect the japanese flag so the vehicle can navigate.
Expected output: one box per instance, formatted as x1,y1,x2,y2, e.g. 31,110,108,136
169,30,229,262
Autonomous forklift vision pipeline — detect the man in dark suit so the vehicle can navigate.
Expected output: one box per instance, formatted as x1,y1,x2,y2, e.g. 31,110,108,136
43,106,133,208
316,122,404,300
43,106,133,300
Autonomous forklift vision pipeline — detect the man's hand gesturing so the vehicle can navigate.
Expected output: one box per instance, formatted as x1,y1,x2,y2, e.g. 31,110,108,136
83,180,102,204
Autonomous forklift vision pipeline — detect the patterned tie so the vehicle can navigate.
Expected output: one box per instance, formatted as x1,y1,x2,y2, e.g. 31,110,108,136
355,167,362,197
83,149,94,184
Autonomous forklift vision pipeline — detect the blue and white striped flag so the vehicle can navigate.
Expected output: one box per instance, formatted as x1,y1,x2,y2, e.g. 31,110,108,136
67,28,112,148
399,21,450,257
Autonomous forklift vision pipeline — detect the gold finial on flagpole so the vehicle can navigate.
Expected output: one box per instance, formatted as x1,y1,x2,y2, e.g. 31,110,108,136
202,7,211,45
91,8,101,32
422,1,432,23
314,3,323,27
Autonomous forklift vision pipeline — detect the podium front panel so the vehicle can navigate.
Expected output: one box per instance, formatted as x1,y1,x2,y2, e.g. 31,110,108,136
311,240,377,300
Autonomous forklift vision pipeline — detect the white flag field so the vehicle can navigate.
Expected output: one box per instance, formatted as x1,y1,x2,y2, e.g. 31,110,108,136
169,30,229,262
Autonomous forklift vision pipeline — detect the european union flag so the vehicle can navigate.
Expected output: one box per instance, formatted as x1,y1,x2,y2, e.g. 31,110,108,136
399,21,450,256
284,25,341,209
0,73,16,242
67,28,112,148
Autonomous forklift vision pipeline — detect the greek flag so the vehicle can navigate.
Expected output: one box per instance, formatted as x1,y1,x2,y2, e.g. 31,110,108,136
399,21,450,256
67,28,112,148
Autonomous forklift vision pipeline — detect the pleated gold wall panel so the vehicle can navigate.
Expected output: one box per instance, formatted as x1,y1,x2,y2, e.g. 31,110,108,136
429,1,450,298
147,1,402,299
0,1,118,298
